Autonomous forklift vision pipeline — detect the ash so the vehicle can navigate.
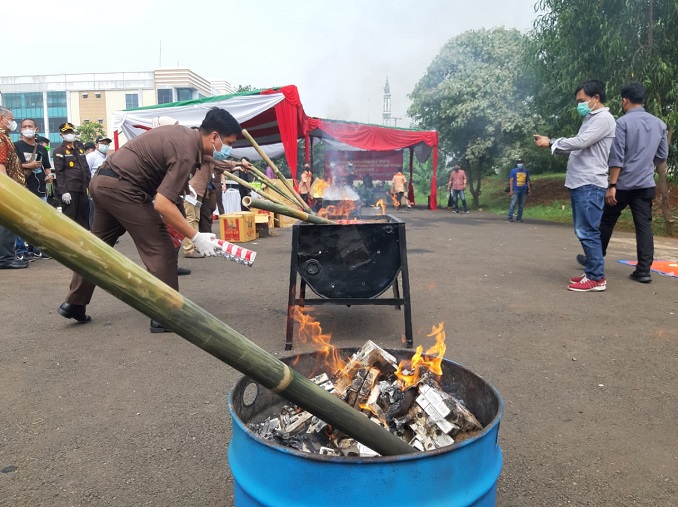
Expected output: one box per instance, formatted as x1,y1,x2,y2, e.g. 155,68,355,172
248,341,483,457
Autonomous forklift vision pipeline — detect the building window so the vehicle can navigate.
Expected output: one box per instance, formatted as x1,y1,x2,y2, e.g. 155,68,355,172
83,93,88,98
84,119,90,124
95,93,101,98
125,93,139,110
157,89,173,104
98,119,104,125
176,88,194,102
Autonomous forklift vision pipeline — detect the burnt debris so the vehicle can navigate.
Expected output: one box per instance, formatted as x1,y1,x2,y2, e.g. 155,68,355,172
249,341,483,457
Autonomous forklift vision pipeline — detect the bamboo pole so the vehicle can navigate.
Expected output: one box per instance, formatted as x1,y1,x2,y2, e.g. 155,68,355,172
243,196,337,225
0,175,414,456
241,129,314,215
246,166,301,206
222,171,296,209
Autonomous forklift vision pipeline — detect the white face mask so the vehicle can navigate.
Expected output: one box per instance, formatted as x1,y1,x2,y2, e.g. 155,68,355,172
62,133,76,143
98,144,109,154
22,128,36,139
2,117,17,132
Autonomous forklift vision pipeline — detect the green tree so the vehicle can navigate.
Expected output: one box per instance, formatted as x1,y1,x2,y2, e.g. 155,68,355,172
76,122,105,144
408,28,538,208
530,0,677,234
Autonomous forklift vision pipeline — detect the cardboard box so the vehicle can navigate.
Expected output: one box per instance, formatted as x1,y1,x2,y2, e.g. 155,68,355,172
274,213,299,228
219,212,256,243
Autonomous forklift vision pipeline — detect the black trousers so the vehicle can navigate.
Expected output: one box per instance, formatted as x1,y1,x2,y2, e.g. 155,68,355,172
599,187,655,274
62,191,90,229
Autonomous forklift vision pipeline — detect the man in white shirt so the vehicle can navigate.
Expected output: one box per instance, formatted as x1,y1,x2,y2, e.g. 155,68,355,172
86,135,111,229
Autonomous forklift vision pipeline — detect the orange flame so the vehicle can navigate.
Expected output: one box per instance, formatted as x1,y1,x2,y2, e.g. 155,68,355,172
390,192,400,209
375,199,386,215
395,323,446,389
292,307,346,372
317,200,358,220
311,178,329,199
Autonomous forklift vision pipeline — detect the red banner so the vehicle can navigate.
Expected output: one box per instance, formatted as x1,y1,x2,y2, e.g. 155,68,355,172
324,150,404,181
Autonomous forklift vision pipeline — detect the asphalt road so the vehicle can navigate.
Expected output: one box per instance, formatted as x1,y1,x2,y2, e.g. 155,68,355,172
1,208,677,506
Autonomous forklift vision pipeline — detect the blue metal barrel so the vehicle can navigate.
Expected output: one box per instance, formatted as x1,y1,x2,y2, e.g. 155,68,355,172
228,349,503,507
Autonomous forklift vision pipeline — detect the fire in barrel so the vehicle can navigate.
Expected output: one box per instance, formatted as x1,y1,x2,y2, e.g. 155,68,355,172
229,320,504,507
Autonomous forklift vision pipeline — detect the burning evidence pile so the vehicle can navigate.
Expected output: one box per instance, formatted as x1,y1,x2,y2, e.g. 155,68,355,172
250,337,483,457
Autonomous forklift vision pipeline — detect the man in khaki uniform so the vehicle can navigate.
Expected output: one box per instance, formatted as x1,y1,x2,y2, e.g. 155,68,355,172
58,108,242,332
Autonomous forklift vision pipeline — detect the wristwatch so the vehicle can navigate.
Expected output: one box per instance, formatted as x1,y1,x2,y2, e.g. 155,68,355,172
608,183,617,189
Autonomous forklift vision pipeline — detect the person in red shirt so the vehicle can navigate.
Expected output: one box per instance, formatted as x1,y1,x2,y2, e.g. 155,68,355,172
447,164,468,213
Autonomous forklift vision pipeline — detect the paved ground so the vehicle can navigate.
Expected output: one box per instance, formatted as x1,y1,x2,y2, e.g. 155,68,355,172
1,208,677,506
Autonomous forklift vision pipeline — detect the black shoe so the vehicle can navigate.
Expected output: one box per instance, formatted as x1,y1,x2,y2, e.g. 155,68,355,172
629,271,652,283
32,249,51,259
576,254,587,267
177,267,192,276
150,319,173,333
507,218,513,222
58,302,92,323
0,259,29,269
16,252,34,262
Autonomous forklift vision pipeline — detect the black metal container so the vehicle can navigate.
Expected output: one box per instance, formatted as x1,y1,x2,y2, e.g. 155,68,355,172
286,214,412,350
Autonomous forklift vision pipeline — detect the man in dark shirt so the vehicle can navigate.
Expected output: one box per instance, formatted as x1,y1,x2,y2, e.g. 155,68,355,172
58,107,242,332
53,122,91,229
14,118,53,260
598,81,668,283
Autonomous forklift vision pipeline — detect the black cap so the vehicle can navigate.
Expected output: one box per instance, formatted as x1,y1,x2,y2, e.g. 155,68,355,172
517,158,524,163
59,122,76,133
83,142,96,151
95,135,112,143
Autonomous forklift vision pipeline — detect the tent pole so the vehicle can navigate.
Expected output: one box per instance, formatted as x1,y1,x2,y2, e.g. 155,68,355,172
408,147,414,206
309,136,314,167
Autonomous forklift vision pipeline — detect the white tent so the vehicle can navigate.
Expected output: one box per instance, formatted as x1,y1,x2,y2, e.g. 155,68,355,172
111,85,307,175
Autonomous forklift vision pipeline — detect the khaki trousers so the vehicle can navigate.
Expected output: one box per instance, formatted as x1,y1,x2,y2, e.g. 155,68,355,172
65,174,178,305
182,201,200,253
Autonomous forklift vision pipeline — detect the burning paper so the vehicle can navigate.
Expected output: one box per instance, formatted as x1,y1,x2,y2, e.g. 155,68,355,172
249,326,484,457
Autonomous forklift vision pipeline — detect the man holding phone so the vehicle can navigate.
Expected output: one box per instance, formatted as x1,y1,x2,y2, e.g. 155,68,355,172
13,118,53,260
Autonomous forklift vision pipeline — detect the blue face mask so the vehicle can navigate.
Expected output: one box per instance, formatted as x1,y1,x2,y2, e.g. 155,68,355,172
517,163,524,169
212,137,232,161
577,99,595,117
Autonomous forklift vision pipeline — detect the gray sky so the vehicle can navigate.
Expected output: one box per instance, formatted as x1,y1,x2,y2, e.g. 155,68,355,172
5,0,537,127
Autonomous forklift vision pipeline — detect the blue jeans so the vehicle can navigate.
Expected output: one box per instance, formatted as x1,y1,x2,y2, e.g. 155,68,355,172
508,189,527,220
451,189,467,212
570,185,606,280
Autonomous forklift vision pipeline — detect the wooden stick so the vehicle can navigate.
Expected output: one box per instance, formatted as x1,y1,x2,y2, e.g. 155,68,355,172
243,196,337,225
0,176,415,456
241,129,314,215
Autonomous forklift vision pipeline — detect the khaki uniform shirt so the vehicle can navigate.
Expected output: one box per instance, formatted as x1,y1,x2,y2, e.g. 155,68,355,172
103,125,203,203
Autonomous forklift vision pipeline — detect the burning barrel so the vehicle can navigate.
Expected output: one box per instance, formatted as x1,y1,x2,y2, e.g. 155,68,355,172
286,214,413,349
228,348,504,506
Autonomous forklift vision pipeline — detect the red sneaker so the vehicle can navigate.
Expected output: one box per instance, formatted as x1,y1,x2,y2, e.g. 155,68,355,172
570,273,586,283
568,276,606,292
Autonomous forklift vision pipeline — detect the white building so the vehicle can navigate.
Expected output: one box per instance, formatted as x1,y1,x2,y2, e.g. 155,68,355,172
0,68,235,145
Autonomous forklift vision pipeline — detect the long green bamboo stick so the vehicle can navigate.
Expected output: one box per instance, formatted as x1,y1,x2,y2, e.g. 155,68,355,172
0,175,414,456
243,196,337,225
244,163,301,207
221,170,294,209
241,129,315,215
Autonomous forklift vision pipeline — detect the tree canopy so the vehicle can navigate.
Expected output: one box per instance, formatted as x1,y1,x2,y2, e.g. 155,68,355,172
408,27,541,206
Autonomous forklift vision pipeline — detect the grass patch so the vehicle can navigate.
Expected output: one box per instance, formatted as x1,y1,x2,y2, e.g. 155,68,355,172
418,174,677,237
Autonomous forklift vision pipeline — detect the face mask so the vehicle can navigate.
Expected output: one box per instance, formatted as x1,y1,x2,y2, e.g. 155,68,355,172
98,144,109,154
517,163,524,169
577,99,594,117
212,137,232,161
63,133,76,143
2,118,17,132
22,128,36,139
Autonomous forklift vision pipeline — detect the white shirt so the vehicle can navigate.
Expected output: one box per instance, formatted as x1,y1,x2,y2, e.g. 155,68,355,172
86,149,107,178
